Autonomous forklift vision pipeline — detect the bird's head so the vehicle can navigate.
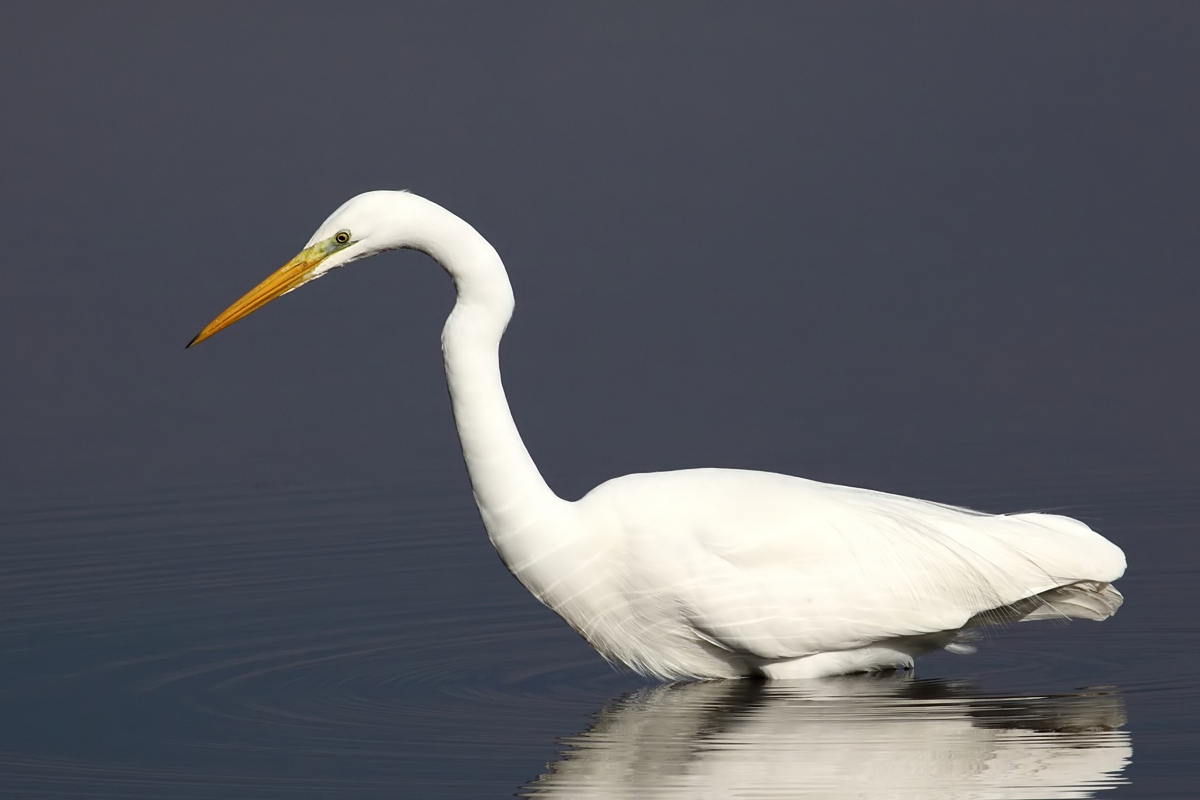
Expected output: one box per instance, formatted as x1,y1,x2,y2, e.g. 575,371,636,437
186,191,414,348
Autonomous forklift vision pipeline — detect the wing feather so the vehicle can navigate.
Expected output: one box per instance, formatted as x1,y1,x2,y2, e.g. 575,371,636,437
589,469,1125,661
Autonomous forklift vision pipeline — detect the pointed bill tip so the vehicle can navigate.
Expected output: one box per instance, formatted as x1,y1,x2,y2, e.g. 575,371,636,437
187,321,223,348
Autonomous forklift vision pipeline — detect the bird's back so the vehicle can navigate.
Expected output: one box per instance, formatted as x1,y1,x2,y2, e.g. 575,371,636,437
568,468,1125,678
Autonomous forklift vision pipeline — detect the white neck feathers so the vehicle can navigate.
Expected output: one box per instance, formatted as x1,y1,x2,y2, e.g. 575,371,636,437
395,196,565,539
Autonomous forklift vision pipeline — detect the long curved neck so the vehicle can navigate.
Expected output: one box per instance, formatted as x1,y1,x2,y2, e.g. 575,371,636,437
401,198,564,537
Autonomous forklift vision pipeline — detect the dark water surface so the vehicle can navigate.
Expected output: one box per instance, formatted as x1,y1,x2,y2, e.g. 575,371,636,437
4,3,1199,797
1,465,1195,798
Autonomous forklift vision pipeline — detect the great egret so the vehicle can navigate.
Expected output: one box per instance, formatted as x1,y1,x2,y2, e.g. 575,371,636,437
188,191,1126,680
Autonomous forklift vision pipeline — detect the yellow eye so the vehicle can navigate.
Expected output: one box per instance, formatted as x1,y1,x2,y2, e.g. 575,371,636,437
334,230,351,245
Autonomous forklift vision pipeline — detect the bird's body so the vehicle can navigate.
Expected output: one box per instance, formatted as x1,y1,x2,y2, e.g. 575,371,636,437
565,469,1122,679
189,190,1125,680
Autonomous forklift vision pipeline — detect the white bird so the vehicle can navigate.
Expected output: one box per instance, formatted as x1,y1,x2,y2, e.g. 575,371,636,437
188,191,1126,680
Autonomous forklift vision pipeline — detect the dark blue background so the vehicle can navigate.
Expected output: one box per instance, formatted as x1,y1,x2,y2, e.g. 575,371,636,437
3,2,1198,502
1,3,1197,796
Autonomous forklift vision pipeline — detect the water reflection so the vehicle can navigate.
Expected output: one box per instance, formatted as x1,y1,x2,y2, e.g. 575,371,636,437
526,676,1130,799
2,479,1172,797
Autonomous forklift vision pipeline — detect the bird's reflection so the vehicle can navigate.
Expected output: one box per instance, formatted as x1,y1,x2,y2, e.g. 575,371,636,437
524,675,1130,798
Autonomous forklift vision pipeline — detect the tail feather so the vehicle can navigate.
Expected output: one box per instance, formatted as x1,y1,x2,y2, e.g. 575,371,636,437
1018,581,1124,622
963,580,1124,628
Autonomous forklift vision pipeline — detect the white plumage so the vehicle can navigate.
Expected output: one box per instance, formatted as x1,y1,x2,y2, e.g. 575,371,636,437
189,190,1126,680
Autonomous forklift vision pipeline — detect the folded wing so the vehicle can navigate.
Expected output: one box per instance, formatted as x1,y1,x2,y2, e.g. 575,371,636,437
598,469,1125,662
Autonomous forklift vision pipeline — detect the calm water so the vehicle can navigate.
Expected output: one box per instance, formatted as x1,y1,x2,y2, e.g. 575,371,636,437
0,464,1195,798
5,3,1198,797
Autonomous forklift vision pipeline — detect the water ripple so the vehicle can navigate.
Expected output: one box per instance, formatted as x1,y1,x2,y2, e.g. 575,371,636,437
1,471,1196,795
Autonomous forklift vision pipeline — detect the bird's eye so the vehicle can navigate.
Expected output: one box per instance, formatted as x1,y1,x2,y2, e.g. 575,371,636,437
334,230,351,245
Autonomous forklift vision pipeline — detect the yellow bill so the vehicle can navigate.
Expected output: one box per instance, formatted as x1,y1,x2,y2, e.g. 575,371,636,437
186,234,348,348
